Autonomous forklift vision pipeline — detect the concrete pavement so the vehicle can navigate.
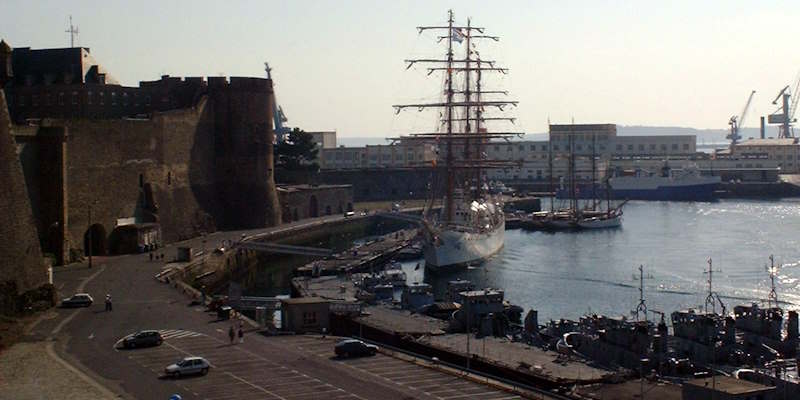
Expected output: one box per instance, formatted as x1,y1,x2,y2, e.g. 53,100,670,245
10,220,531,400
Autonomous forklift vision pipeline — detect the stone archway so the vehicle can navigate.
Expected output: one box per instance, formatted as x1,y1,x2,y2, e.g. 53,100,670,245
84,223,107,256
309,195,319,218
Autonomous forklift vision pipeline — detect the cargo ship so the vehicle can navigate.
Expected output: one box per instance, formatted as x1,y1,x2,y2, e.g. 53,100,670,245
558,163,721,201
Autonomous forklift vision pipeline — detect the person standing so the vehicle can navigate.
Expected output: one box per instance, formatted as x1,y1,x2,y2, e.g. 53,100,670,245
238,327,244,344
105,294,112,311
228,325,235,344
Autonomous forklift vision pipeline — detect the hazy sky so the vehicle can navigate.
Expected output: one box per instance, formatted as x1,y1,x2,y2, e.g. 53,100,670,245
3,1,800,137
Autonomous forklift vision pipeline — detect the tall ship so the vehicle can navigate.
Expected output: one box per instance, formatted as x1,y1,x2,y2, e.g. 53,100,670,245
392,11,521,271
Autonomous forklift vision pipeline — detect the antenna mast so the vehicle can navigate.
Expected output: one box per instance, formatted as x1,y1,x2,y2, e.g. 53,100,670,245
703,258,725,314
767,254,778,308
65,15,79,48
635,265,648,321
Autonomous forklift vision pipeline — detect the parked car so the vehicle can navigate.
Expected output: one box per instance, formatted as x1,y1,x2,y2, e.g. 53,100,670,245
61,293,93,308
164,357,210,378
334,339,378,358
122,330,163,349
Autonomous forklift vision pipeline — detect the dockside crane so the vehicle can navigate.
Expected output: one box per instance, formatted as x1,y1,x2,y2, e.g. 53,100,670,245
728,90,755,146
264,62,290,143
768,73,800,138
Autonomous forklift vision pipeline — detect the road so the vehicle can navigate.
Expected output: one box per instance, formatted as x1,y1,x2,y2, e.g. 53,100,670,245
25,220,531,400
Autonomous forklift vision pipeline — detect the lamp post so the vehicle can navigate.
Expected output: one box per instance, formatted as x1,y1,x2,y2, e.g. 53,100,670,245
87,204,93,269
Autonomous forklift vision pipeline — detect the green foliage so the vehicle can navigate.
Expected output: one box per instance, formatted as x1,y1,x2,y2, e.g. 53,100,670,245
275,128,319,171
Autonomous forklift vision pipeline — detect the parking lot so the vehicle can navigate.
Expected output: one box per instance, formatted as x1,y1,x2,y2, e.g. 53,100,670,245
275,335,524,400
122,333,523,400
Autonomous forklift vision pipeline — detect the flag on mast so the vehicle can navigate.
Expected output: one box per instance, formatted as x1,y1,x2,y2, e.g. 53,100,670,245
451,28,465,43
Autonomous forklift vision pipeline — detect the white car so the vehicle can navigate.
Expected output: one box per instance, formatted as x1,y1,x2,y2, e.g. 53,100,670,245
164,357,210,378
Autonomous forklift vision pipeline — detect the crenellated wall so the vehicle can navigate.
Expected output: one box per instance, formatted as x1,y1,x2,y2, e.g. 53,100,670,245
10,76,281,263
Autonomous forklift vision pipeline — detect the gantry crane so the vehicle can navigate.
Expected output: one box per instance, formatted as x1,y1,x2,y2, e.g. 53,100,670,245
264,62,290,143
728,90,756,146
768,73,800,138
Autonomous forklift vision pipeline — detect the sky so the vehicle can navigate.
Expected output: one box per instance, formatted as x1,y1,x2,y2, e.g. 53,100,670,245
3,1,800,138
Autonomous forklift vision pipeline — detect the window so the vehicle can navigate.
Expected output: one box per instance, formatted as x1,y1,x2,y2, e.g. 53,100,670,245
530,144,535,151
507,146,512,152
123,92,129,106
672,144,678,150
638,144,644,151
576,144,582,150
99,92,105,105
599,145,606,151
32,95,38,106
616,144,623,151
71,91,78,105
87,91,92,104
46,93,52,105
661,144,667,151
650,144,656,150
683,143,689,150
554,145,560,151
302,311,317,325
58,92,65,105
493,145,500,151
627,144,634,151
18,95,25,106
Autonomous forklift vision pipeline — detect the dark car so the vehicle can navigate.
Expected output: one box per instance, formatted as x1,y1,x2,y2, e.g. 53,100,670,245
334,339,378,358
60,293,93,308
123,330,164,349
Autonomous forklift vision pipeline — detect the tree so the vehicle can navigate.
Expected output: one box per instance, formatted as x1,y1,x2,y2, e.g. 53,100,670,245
274,128,319,171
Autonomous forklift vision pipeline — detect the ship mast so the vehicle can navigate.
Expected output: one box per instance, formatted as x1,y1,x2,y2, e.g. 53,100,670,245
393,10,522,225
767,254,778,309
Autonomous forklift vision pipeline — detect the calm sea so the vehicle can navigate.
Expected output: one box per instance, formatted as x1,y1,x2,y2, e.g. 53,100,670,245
397,199,800,323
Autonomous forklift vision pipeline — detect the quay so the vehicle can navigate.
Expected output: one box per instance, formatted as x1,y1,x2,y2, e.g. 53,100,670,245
295,228,418,276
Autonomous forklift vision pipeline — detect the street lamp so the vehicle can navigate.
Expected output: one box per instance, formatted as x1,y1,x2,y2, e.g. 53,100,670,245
87,203,93,268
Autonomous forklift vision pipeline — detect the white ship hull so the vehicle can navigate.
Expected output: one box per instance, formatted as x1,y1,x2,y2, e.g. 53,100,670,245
424,220,505,271
576,215,622,229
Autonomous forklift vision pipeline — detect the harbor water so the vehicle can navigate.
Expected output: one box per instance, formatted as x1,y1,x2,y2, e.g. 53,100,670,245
401,199,800,323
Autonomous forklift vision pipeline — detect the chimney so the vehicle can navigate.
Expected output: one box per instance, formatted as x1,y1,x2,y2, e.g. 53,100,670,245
760,116,766,139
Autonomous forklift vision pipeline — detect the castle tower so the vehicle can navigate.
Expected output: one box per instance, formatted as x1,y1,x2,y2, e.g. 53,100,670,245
208,77,281,228
0,40,12,87
0,91,48,314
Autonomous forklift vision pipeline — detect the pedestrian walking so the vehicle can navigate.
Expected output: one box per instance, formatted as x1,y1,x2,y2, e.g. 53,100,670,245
105,294,112,311
149,252,153,261
228,325,235,344
238,327,244,343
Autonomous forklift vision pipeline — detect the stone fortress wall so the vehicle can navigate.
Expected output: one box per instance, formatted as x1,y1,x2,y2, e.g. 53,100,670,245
1,42,281,271
0,91,49,314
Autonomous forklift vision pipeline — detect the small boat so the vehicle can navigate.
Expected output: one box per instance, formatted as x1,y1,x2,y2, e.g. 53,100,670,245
381,269,407,286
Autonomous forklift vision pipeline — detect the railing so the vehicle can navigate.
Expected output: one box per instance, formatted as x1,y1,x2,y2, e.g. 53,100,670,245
237,241,333,257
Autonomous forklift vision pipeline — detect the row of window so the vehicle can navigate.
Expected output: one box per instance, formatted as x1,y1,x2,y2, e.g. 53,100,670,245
615,143,689,151
14,91,153,108
484,142,692,153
